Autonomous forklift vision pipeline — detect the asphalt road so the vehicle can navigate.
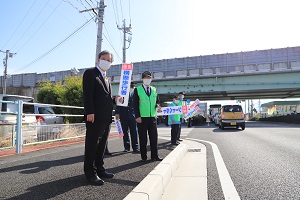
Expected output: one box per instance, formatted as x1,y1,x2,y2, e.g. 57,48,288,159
1,122,299,200
188,121,300,200
0,127,174,200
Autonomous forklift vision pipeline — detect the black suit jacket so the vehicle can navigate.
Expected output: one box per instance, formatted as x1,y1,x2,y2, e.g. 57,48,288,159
83,67,114,124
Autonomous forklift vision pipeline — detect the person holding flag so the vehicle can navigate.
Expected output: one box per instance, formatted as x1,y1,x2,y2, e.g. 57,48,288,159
168,95,181,145
177,91,185,141
115,82,139,153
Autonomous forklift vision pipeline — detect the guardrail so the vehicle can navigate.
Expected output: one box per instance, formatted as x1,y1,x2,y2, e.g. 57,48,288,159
1,100,116,154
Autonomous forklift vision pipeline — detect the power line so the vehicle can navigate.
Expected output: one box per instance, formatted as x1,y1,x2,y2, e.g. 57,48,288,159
103,33,122,62
63,0,90,21
12,17,94,73
10,0,52,50
83,0,94,9
1,0,38,50
16,1,63,53
112,0,124,48
128,0,132,24
89,0,97,7
119,0,124,22
76,0,95,20
114,0,121,26
111,0,119,26
103,23,122,62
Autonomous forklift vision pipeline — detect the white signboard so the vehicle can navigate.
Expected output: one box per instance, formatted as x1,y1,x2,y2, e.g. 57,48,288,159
183,106,200,120
157,106,183,116
117,63,133,107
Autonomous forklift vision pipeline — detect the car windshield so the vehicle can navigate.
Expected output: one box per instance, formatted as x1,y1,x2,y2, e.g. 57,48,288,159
38,107,55,114
224,106,242,112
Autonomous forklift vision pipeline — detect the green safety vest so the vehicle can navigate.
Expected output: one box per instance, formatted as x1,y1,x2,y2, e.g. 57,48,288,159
168,102,181,124
137,85,157,117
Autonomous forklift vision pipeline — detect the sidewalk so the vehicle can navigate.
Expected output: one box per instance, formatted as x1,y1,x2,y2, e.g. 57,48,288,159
0,132,118,158
124,139,207,200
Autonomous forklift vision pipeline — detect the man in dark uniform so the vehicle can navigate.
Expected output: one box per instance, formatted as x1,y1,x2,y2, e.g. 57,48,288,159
82,50,122,186
133,71,163,162
115,82,139,153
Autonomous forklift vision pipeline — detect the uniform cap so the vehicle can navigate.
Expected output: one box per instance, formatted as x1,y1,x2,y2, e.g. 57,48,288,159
142,71,152,78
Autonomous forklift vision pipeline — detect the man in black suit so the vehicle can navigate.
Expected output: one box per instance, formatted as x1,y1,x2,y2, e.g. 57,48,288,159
115,82,139,153
82,50,122,185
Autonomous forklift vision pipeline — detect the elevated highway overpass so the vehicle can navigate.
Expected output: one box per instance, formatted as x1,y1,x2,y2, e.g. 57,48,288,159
1,46,300,102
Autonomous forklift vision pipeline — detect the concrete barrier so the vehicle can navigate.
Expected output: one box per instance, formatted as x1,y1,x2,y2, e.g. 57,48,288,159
124,143,188,200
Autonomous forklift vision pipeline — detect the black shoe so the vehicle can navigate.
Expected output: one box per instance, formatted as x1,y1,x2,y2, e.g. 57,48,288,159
141,158,147,162
177,139,183,141
97,171,114,179
151,157,163,161
86,175,104,186
123,149,130,152
171,142,180,145
104,151,113,156
133,149,140,153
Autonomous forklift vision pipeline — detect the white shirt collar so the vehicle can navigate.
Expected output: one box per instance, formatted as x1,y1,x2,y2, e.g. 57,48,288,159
143,84,150,90
96,66,106,77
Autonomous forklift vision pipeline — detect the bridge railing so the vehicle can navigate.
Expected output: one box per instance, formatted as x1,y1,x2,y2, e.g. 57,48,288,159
0,46,300,87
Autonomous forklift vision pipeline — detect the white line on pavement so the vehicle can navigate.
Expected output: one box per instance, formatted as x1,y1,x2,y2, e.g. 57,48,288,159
186,138,241,200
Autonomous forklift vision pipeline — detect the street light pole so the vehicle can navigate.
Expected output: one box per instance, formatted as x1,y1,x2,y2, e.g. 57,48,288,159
118,19,132,63
1,50,16,94
79,0,105,66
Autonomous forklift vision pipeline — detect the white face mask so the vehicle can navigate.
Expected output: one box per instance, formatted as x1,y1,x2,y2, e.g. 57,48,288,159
99,60,111,71
180,95,184,100
143,79,152,86
174,100,179,104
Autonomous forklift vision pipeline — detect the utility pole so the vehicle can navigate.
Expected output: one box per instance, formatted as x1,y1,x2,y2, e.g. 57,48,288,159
1,50,16,94
118,19,132,63
79,0,105,66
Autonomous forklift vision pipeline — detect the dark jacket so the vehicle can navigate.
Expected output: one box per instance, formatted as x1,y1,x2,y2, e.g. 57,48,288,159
115,91,135,120
83,67,114,124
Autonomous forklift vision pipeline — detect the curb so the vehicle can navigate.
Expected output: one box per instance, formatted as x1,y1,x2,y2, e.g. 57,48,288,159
124,143,188,200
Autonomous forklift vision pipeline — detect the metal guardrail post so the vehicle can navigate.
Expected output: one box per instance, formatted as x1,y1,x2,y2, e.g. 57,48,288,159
16,100,23,154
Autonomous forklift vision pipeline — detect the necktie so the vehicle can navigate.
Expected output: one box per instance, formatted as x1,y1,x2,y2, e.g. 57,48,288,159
104,74,109,88
147,87,150,96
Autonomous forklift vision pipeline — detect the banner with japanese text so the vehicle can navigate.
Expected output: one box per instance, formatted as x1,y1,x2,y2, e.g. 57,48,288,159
115,120,124,138
157,106,183,116
156,99,201,119
117,63,133,107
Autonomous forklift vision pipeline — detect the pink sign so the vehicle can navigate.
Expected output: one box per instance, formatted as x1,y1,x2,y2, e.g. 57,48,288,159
182,105,188,114
122,63,133,70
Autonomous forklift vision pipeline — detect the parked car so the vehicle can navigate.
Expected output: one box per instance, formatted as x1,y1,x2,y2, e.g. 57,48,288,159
34,105,64,125
34,105,64,141
0,94,37,144
219,105,245,130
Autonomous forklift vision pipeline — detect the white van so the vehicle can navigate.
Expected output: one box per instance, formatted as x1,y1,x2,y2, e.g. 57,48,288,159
0,94,38,145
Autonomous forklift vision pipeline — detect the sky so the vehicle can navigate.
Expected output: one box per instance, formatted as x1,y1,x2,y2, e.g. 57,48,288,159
1,0,300,110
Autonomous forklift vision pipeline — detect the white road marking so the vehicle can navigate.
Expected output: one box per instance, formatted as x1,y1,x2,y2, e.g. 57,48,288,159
186,138,241,200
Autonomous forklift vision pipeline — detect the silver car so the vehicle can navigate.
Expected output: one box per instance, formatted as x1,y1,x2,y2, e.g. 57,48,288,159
34,105,64,141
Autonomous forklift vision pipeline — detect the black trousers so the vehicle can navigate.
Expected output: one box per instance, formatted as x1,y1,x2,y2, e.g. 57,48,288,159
121,119,139,151
84,121,111,178
171,124,180,144
137,117,158,160
177,118,182,139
